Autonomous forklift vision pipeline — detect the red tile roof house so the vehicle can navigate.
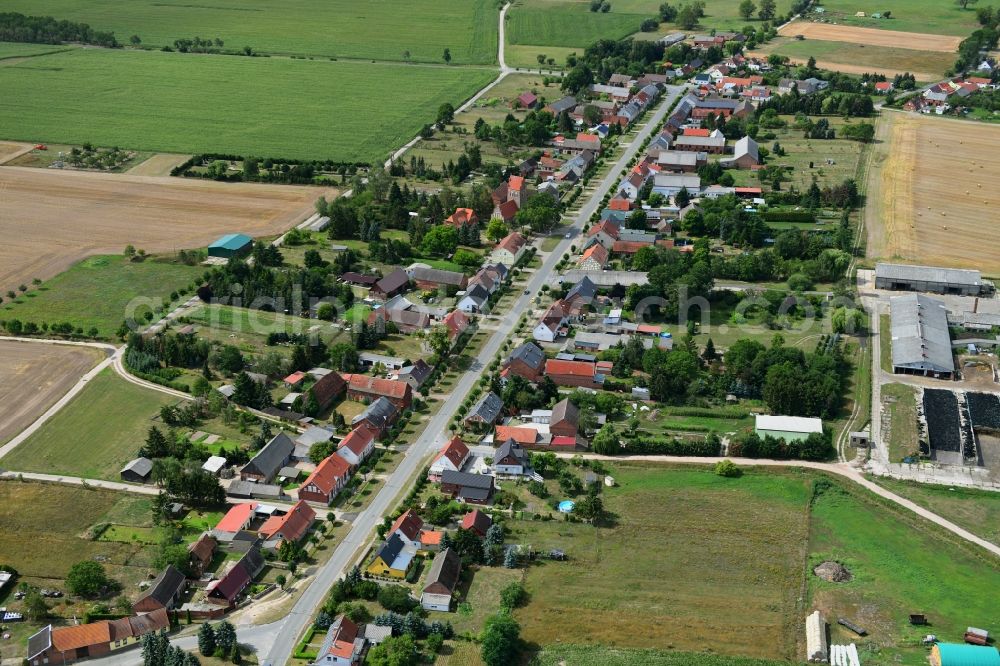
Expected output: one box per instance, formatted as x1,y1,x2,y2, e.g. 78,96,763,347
298,453,352,505
507,175,530,207
587,219,621,249
259,500,315,546
494,425,541,446
309,370,347,411
388,509,425,548
492,198,519,225
445,208,479,229
545,358,603,389
188,533,217,576
283,371,306,390
336,426,376,467
27,608,170,665
492,231,528,265
443,309,470,341
608,196,632,211
873,81,894,94
341,374,413,409
578,243,609,270
460,509,493,537
314,615,364,666
428,435,471,481
368,306,430,334
213,502,258,539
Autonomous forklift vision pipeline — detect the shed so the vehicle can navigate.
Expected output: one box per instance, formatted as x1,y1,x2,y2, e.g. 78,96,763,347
755,415,823,443
207,233,253,259
121,457,153,483
202,456,227,476
930,643,1000,666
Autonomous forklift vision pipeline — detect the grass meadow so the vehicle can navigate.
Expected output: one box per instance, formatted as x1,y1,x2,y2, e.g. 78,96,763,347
511,465,812,661
0,369,177,480
801,0,980,36
0,255,203,338
0,0,498,64
0,48,495,162
533,647,795,665
870,477,1000,548
881,383,919,463
809,481,1000,665
0,42,76,59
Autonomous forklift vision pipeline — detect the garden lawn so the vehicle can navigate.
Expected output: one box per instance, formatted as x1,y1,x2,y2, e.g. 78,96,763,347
511,465,812,661
0,49,495,162
0,368,178,480
870,477,1000,547
808,481,1000,665
0,0,498,63
0,255,202,338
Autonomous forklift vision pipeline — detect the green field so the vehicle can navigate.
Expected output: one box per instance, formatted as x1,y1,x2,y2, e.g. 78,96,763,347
881,383,918,463
0,255,202,339
0,0,498,64
803,1,979,36
753,37,955,79
871,477,1000,547
809,481,1000,665
511,465,811,660
0,42,76,59
507,1,647,49
0,48,495,162
0,369,178,480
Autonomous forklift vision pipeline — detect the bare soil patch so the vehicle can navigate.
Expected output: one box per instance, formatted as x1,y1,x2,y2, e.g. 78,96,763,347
748,52,939,81
0,141,34,164
0,166,334,286
873,113,1000,274
126,153,193,176
0,340,103,445
778,21,962,52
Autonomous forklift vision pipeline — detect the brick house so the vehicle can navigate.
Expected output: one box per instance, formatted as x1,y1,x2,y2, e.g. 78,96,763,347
341,374,412,409
544,358,602,389
502,341,546,382
298,454,352,505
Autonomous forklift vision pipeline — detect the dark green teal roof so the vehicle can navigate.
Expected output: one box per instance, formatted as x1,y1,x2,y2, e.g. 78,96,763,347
209,233,253,251
936,644,1000,666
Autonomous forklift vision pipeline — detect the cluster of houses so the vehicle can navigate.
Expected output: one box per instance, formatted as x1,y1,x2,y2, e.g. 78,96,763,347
905,74,998,114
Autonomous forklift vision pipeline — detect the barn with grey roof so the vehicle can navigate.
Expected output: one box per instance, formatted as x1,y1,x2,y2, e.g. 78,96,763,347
875,262,992,297
889,293,955,378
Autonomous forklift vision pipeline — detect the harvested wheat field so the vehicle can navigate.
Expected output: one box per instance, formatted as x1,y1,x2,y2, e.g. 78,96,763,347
0,141,33,165
875,113,1000,274
0,166,333,286
0,340,104,445
779,21,963,52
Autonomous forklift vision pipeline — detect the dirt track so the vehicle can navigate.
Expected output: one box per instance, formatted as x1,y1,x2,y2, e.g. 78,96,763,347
0,141,33,165
872,112,1000,274
779,21,963,52
0,166,335,286
0,340,103,445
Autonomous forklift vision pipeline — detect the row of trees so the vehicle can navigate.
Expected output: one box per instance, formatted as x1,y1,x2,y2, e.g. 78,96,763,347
0,11,118,47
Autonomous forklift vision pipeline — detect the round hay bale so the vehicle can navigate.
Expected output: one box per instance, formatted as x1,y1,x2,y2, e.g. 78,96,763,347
813,561,852,583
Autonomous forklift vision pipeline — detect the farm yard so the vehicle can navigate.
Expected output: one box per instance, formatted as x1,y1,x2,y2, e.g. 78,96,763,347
0,165,327,292
780,19,967,49
796,1,980,37
871,113,1000,274
0,369,178,481
0,48,495,162
501,464,1000,665
0,340,103,446
748,37,954,81
0,0,498,64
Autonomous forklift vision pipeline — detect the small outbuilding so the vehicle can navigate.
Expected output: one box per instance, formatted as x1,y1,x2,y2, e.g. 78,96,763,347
121,457,153,484
930,643,1000,666
207,233,253,260
755,415,823,443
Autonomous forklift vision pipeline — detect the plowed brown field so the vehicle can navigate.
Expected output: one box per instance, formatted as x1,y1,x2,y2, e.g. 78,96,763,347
779,21,963,52
0,340,103,445
874,113,1000,274
0,166,333,286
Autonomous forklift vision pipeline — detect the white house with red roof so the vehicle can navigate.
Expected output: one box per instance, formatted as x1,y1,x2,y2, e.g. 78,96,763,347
335,426,376,467
213,502,258,539
314,615,363,665
259,500,315,546
492,231,528,266
428,436,470,481
387,509,425,549
443,309,470,341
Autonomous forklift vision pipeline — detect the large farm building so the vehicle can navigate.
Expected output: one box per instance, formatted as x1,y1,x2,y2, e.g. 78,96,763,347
889,293,955,379
208,233,253,259
875,263,992,297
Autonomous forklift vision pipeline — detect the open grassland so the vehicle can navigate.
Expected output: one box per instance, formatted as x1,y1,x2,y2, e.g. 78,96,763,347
0,165,325,290
779,20,964,51
0,480,156,586
871,477,1000,547
749,37,953,80
183,304,348,355
881,383,919,463
809,481,1000,665
1,256,204,339
0,369,177,480
0,49,495,161
512,465,811,661
873,113,1000,273
0,41,76,59
504,44,581,70
0,341,103,446
507,0,647,49
797,1,979,37
0,0,497,64
533,646,795,666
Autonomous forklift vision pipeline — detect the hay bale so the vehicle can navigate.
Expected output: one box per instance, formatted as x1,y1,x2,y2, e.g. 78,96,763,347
813,561,852,583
